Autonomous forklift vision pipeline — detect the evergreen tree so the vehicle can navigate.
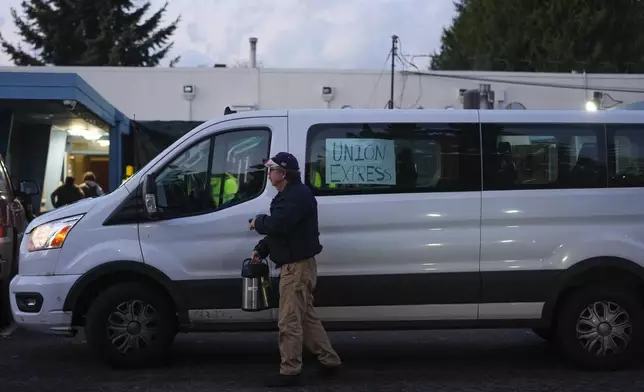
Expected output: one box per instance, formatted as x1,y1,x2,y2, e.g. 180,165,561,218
0,0,180,66
431,0,644,73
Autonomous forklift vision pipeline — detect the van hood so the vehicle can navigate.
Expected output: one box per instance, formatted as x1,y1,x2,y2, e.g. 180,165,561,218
25,197,100,233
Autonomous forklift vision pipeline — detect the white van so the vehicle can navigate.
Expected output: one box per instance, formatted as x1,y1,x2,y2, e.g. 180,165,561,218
10,108,644,371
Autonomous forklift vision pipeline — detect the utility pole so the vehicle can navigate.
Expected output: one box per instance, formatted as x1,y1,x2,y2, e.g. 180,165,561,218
388,34,398,109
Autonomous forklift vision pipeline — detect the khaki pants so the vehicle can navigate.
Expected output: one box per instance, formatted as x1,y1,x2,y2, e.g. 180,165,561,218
278,257,342,375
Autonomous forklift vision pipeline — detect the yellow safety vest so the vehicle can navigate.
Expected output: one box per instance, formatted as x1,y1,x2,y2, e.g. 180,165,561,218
211,174,239,206
314,171,336,188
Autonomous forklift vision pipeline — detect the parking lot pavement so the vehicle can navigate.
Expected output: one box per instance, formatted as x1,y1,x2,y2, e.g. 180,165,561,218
2,327,644,392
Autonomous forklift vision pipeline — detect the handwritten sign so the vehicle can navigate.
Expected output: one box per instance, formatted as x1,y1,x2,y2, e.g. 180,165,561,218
325,138,396,185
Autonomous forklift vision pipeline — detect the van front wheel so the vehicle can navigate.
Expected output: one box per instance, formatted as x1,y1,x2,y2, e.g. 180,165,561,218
555,284,643,371
84,282,177,369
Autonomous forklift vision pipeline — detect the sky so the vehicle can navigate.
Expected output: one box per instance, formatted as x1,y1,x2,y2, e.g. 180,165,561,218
0,0,457,69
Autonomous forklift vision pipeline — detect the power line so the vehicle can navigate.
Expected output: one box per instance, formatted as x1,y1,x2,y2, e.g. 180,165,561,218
397,56,409,107
404,70,644,94
367,50,392,108
396,38,423,108
427,55,644,74
395,38,409,107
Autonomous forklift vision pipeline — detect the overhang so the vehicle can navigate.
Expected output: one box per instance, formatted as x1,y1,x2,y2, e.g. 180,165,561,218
0,71,129,135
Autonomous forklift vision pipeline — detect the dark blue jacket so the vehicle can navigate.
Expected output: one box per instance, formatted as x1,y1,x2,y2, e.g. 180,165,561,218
253,180,323,266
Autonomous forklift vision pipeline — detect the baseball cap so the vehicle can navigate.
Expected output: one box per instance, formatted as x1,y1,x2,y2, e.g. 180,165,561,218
263,152,300,171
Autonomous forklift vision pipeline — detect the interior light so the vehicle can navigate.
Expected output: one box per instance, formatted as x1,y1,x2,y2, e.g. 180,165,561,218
68,126,86,137
83,131,101,141
97,140,110,147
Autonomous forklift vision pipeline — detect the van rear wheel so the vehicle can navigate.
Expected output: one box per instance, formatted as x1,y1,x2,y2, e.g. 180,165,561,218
555,284,643,371
84,282,177,369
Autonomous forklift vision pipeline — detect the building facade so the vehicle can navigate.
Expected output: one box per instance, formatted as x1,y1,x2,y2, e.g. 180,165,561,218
3,66,644,122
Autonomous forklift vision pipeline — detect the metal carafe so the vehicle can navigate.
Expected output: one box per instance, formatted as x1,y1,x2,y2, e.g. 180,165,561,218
241,257,272,312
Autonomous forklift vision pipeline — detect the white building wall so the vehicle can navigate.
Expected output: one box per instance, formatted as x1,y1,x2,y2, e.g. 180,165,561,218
2,65,644,121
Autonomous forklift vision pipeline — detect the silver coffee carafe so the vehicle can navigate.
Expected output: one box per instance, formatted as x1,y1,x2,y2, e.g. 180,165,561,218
241,257,272,312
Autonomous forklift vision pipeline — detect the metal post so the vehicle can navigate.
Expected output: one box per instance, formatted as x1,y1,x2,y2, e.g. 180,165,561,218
389,35,398,109
249,37,258,68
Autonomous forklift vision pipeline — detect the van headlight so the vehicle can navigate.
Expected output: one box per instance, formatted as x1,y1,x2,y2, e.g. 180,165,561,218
27,215,84,252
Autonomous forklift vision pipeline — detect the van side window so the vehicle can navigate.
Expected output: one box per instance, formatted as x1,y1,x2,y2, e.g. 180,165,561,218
607,125,644,187
155,138,213,216
304,122,481,195
210,129,270,208
481,123,606,190
153,128,271,218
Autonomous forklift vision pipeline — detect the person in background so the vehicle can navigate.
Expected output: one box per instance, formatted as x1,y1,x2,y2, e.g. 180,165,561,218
51,176,84,208
312,149,337,190
210,172,238,208
79,171,104,198
249,152,342,388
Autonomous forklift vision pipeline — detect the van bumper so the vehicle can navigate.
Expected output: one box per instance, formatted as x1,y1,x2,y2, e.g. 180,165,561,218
9,274,80,336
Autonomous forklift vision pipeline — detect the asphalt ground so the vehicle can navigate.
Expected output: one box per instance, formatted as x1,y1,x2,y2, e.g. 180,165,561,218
2,327,644,392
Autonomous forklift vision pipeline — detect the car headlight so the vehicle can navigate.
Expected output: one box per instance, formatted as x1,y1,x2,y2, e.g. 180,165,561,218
27,215,84,252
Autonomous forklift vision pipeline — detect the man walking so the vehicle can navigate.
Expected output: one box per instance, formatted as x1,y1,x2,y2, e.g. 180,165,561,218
249,152,342,387
50,176,84,208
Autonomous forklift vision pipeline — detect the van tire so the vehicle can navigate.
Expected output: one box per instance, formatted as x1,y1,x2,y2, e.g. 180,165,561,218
84,282,177,369
555,284,643,371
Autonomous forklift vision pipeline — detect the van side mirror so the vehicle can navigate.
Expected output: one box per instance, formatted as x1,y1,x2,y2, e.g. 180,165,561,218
142,175,159,219
19,180,40,197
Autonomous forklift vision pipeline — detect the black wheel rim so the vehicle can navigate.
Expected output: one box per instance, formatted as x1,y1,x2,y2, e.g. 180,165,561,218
106,300,160,355
576,301,632,357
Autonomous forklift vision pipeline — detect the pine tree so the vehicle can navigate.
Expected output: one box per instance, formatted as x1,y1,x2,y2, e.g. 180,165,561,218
430,0,644,73
0,0,181,66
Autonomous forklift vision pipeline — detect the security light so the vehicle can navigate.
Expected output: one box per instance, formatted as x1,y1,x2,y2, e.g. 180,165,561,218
585,101,598,111
183,84,196,101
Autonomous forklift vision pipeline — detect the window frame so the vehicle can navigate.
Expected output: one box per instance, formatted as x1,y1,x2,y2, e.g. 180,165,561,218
209,127,272,210
304,122,482,197
150,126,272,221
153,135,215,220
606,123,644,188
481,122,608,191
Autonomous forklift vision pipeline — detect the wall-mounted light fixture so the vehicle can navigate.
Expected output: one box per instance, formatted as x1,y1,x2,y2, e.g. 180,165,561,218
322,86,335,103
586,91,624,111
183,84,196,101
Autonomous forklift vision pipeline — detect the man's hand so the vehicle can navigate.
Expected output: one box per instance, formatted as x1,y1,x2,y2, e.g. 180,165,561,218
251,250,261,263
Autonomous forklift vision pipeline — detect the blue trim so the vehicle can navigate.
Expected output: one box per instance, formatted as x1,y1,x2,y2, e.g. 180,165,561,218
109,124,122,191
0,72,130,128
114,110,130,135
0,71,132,191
